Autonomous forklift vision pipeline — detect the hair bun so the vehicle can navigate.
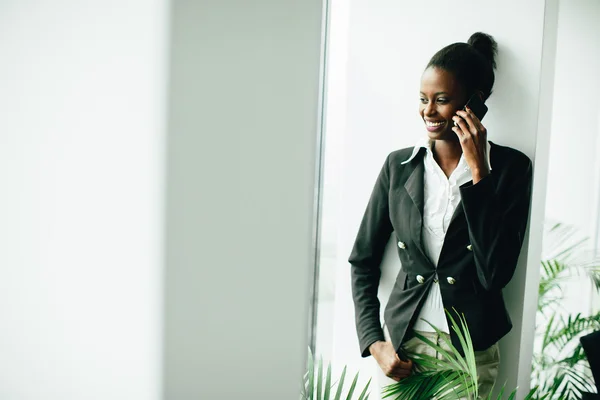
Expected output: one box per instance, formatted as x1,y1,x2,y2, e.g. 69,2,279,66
467,32,498,69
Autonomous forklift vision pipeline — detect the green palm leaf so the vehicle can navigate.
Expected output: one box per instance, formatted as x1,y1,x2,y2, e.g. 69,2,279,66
302,349,369,400
357,378,371,400
383,310,482,400
324,362,332,400
345,372,359,400
317,357,323,400
307,348,315,399
333,366,347,400
383,370,469,400
532,220,600,400
447,310,479,399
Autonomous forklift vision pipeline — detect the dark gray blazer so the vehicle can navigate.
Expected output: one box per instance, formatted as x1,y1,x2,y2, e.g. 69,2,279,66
348,142,533,357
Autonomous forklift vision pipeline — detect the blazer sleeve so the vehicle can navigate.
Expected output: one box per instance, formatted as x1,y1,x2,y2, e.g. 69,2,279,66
348,154,394,357
459,153,533,292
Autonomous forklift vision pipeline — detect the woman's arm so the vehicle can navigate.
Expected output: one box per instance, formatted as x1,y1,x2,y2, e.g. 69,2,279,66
452,107,533,291
348,154,394,357
459,155,533,291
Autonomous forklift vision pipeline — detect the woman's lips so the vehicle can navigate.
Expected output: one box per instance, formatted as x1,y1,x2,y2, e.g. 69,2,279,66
425,120,445,132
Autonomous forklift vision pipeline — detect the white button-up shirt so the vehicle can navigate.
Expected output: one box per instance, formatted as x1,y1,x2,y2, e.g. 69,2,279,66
400,137,492,333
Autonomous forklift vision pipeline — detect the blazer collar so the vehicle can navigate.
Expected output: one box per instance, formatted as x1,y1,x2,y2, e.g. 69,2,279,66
401,137,494,171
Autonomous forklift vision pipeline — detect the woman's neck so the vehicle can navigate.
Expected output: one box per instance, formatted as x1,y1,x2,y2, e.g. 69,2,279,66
431,139,462,178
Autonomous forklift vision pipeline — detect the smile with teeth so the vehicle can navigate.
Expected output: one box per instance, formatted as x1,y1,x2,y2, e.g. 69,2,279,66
425,120,445,127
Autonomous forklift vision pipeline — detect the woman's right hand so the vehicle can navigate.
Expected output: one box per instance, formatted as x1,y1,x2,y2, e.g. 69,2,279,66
369,340,413,381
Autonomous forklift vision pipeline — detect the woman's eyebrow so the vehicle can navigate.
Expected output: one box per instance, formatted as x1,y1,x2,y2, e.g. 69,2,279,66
419,91,450,96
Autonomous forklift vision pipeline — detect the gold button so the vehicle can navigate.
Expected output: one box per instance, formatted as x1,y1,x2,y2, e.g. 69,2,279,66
467,244,473,251
398,241,406,249
447,277,456,285
416,275,425,284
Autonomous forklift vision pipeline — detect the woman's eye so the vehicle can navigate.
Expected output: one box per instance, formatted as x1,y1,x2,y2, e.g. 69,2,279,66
437,98,449,103
419,98,427,104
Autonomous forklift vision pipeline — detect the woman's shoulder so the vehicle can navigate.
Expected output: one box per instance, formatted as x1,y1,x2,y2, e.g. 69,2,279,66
489,141,532,168
386,146,424,166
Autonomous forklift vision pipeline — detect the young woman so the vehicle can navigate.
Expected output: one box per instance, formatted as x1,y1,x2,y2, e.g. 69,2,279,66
348,32,533,398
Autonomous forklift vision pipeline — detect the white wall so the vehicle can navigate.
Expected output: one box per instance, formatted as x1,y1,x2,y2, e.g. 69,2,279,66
0,1,167,399
545,0,600,237
539,0,600,351
163,1,324,399
326,1,555,398
2,0,327,398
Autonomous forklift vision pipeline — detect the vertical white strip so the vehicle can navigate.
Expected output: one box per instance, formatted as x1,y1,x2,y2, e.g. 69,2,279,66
315,0,351,362
516,0,560,396
309,0,332,355
592,106,600,314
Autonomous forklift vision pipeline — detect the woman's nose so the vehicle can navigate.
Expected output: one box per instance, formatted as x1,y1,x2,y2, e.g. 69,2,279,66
424,102,436,116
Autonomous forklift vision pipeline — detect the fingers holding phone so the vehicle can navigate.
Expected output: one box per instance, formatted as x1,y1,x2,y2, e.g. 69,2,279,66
451,94,490,182
454,109,485,137
453,94,487,135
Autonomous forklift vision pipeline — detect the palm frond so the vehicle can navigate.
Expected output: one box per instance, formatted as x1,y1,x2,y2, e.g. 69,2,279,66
447,309,479,398
345,372,359,400
307,348,315,398
523,386,551,400
383,310,485,400
383,369,473,400
333,366,347,400
539,365,596,400
556,343,588,368
317,357,323,400
533,220,600,400
302,348,370,400
357,378,371,400
324,361,332,400
543,313,600,352
541,221,589,262
541,220,600,293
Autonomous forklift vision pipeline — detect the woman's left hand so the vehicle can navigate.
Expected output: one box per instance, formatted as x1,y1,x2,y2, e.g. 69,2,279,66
452,107,490,184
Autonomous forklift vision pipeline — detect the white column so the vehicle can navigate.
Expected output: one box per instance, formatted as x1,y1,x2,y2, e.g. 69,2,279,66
330,1,556,399
162,1,325,399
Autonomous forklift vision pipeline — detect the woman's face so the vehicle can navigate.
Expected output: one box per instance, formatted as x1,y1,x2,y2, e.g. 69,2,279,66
419,67,467,141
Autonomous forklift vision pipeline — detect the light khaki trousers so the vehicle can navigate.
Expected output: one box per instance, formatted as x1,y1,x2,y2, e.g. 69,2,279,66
372,325,500,400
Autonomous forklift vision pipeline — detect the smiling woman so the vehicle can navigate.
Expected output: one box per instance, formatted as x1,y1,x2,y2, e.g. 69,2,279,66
420,68,468,139
309,1,561,399
348,32,534,399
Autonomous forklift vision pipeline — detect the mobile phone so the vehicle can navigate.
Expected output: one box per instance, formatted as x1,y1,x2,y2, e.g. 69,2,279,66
463,93,488,121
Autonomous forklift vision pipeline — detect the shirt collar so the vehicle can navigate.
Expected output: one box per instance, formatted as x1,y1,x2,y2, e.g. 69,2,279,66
400,137,493,171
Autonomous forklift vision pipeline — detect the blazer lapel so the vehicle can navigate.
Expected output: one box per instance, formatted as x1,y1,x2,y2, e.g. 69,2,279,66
402,154,434,268
404,159,424,224
448,200,465,227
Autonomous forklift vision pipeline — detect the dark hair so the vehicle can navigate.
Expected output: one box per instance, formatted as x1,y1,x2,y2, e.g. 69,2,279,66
426,32,498,101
